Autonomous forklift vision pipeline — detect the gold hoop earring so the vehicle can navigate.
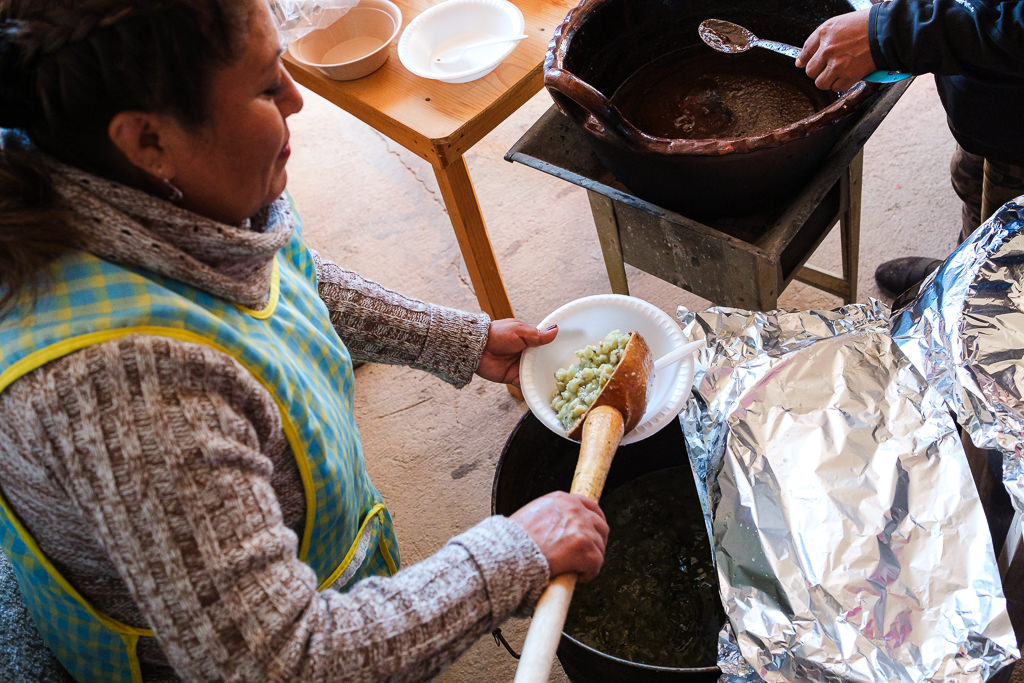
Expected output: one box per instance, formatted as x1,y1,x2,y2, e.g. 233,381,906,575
161,176,184,203
154,166,184,203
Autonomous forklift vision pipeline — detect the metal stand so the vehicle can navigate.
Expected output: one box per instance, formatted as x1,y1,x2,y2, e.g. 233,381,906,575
506,80,910,309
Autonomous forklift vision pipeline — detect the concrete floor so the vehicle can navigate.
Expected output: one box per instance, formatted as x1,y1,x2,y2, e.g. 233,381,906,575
285,76,990,682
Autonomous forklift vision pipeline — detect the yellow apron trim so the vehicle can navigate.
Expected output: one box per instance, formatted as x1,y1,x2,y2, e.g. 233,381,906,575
120,632,143,683
232,260,280,320
318,502,387,590
0,490,152,637
0,325,318,563
379,511,398,576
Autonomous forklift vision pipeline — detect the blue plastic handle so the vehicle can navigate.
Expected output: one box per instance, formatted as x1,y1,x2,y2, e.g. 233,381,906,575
863,69,912,84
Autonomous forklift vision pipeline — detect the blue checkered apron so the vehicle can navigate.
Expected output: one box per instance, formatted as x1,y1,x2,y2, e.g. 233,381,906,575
0,230,398,682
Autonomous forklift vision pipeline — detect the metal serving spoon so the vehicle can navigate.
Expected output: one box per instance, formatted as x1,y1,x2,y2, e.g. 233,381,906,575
698,18,910,84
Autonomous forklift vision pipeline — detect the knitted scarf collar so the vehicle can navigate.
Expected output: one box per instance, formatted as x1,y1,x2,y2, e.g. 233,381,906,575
47,159,294,309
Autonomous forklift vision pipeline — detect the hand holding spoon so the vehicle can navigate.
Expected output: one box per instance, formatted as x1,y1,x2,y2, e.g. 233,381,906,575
698,19,910,84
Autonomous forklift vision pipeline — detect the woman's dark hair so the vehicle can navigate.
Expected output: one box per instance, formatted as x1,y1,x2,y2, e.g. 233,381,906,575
0,0,250,312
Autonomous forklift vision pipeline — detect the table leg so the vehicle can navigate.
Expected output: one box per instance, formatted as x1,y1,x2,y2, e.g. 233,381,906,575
432,156,522,400
839,150,863,304
432,156,515,321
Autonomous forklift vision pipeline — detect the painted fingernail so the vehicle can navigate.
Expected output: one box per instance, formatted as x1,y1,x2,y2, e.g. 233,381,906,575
544,324,558,332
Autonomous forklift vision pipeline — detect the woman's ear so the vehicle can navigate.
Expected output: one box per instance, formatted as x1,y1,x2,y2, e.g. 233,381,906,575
107,111,179,180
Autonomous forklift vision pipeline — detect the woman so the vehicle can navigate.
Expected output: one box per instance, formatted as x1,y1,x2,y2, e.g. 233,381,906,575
0,1,609,681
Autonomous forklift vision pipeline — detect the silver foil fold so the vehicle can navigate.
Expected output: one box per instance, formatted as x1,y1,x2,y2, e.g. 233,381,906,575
891,199,1024,514
678,302,1018,681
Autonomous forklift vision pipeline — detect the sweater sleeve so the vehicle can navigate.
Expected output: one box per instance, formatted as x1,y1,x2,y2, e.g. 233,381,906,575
869,0,1024,81
0,335,548,682
309,249,491,388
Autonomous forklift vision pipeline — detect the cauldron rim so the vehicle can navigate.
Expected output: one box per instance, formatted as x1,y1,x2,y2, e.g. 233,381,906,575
560,631,722,674
492,412,724,679
543,0,879,158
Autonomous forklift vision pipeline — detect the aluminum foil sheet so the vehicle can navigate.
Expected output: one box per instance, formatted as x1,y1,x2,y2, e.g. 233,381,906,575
678,303,1018,681
891,199,1024,513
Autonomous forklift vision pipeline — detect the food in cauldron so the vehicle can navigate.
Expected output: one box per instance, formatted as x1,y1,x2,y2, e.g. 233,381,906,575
564,465,724,669
611,50,822,140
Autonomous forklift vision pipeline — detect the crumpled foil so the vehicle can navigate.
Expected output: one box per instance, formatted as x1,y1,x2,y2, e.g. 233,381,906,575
678,302,1019,681
891,199,1024,514
269,0,359,42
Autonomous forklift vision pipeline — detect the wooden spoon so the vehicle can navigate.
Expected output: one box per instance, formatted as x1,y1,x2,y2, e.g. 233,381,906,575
514,331,654,683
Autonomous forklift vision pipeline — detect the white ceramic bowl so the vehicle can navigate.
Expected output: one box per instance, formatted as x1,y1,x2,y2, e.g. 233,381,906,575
288,0,402,81
397,0,525,83
519,294,698,445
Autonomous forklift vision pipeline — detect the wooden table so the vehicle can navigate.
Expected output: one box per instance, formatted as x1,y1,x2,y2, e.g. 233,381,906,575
284,0,576,321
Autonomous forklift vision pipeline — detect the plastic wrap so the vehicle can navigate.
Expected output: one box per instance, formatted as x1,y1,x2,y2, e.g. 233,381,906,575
269,0,359,42
678,302,1018,681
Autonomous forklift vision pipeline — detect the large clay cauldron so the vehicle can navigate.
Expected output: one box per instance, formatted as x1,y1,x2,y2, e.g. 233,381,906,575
544,0,878,218
492,413,723,682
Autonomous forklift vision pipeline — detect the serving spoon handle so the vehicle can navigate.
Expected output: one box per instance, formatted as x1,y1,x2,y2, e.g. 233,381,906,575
753,38,800,59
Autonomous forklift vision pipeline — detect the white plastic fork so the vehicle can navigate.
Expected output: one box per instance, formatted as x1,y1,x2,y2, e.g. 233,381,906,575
432,33,528,64
653,340,704,373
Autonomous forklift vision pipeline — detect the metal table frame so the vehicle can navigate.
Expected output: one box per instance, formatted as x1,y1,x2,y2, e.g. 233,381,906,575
506,80,912,309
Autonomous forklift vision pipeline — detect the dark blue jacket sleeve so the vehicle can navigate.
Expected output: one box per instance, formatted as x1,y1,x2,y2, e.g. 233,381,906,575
869,0,1024,83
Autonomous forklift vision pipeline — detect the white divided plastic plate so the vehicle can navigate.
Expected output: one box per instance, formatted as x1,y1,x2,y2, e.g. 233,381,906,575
396,0,524,83
519,294,696,445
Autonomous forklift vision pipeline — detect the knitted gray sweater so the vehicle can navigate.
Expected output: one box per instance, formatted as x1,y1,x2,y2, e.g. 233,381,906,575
0,164,548,682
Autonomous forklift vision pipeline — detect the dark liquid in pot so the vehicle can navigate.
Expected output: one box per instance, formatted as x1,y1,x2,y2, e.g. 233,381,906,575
564,466,723,668
611,48,835,140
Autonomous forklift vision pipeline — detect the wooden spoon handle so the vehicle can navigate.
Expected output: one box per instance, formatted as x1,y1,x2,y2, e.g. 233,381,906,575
513,405,625,683
513,572,577,682
571,405,625,499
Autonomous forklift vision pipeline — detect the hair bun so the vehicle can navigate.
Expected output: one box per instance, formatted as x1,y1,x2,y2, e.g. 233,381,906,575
0,21,39,130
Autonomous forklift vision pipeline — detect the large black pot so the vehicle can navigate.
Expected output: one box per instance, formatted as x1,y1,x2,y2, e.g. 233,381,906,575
543,0,879,218
492,412,722,682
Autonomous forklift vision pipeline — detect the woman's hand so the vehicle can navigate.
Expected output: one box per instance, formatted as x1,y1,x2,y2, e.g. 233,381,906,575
476,319,558,387
795,9,876,92
510,491,609,583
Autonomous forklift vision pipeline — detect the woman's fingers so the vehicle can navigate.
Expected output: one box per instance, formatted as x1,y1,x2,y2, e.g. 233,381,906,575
796,10,876,92
510,491,609,583
524,322,558,347
795,27,822,70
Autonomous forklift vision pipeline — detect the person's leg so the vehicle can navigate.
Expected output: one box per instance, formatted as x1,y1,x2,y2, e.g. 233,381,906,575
950,144,984,241
875,144,982,298
979,157,1024,235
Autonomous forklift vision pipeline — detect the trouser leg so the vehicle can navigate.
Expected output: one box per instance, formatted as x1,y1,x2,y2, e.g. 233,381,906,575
950,144,983,242
952,144,1024,242
981,157,1024,231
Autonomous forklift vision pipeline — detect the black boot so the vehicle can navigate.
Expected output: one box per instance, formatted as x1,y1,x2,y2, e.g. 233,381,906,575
874,256,943,298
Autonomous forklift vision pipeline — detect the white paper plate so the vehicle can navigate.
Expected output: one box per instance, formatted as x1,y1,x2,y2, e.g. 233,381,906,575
520,294,697,445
